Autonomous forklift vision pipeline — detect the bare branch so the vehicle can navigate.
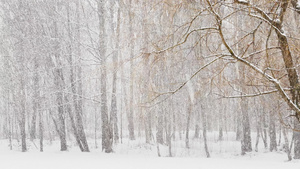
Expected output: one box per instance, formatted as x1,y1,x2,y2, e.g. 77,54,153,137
151,27,218,54
141,54,226,107
219,88,291,99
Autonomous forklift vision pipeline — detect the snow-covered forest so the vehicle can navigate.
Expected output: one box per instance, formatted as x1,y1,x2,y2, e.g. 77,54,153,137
1,0,300,168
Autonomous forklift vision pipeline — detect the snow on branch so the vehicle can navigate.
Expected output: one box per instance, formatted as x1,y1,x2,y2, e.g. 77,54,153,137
234,0,249,5
291,0,300,14
234,0,286,36
234,0,273,22
219,88,291,99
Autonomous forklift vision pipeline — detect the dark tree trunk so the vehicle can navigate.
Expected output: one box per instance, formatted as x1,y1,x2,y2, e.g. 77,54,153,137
294,121,300,159
282,127,292,161
194,111,200,139
58,101,67,152
218,105,224,141
241,98,252,154
261,109,268,149
30,57,40,141
144,107,152,144
20,100,27,152
173,111,176,141
167,108,172,157
54,59,68,152
18,47,27,152
236,109,242,141
51,13,68,151
255,110,260,152
156,109,164,145
185,99,192,148
269,111,277,152
39,109,43,152
30,110,37,140
65,95,84,151
201,104,210,158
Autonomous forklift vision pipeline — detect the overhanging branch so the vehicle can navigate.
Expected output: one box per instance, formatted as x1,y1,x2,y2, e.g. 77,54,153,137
206,0,300,116
219,88,291,99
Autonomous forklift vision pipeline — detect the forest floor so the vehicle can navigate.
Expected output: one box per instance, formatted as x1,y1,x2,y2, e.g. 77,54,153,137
1,132,299,169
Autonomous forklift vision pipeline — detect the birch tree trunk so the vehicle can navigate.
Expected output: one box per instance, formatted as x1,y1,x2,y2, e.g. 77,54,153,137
98,0,112,153
110,0,119,144
53,18,67,151
127,0,135,141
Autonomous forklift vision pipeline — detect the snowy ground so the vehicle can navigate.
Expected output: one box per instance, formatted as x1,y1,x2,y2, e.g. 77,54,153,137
1,132,299,169
1,151,299,169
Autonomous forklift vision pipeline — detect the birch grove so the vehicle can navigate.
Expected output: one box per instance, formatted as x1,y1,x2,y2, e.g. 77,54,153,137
1,0,300,161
